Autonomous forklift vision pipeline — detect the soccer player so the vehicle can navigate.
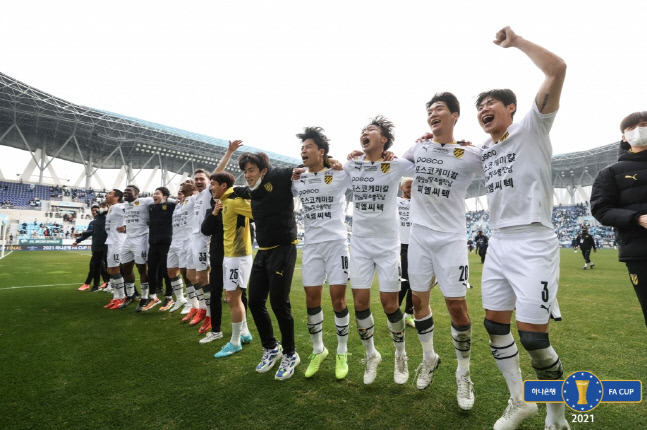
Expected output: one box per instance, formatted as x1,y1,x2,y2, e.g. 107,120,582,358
397,177,414,328
168,181,197,313
103,189,127,309
401,92,481,409
345,116,414,385
117,185,150,309
211,171,254,357
292,127,351,379
234,150,300,381
591,111,647,326
574,226,596,270
475,27,568,430
140,187,176,311
182,169,213,325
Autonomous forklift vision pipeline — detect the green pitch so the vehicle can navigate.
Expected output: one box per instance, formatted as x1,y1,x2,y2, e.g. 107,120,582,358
0,249,645,429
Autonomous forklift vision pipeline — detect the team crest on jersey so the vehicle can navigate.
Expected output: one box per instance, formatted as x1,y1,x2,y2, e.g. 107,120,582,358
630,273,639,286
324,174,333,185
453,148,465,159
499,131,510,142
264,182,273,192
162,204,167,210
135,201,140,206
380,163,390,173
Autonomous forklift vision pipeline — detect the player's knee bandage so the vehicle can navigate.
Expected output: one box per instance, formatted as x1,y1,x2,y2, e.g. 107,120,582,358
414,314,434,334
519,331,563,380
386,308,403,323
483,318,510,335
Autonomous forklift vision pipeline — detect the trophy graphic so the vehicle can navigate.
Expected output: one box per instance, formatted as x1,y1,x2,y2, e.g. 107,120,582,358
576,380,590,405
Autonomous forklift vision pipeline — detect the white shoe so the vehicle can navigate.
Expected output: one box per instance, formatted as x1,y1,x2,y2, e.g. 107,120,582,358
169,296,187,313
199,331,223,344
394,353,409,384
456,374,475,410
180,300,193,314
362,351,382,385
416,353,441,390
493,398,538,430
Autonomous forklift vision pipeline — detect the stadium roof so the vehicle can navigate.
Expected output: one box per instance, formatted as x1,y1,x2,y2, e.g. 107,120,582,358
1,71,620,198
0,71,300,180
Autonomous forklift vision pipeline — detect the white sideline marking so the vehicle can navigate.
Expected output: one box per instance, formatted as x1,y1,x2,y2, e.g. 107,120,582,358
0,283,78,291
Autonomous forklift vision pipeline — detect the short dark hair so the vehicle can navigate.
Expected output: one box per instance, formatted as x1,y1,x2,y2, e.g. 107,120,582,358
426,92,460,115
210,171,235,188
125,184,140,195
296,126,330,157
112,189,124,203
194,168,209,178
155,186,170,197
620,111,647,133
238,152,270,171
475,89,517,119
365,115,395,151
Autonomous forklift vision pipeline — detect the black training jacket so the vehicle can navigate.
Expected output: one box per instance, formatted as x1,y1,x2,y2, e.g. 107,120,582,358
590,149,647,261
234,167,297,248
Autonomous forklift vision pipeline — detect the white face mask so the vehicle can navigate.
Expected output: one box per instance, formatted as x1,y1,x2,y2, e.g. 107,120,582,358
248,175,264,191
625,126,647,147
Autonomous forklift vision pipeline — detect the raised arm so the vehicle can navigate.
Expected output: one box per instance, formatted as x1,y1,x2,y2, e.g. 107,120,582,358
213,140,243,174
494,26,566,114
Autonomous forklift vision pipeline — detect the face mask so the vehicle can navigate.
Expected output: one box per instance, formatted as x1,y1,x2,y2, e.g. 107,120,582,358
625,126,647,147
249,175,264,191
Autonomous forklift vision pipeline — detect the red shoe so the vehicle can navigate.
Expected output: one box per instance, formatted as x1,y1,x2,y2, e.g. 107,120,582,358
78,284,91,291
198,316,212,333
110,298,125,309
182,308,198,322
99,282,108,289
190,308,207,325
104,299,117,309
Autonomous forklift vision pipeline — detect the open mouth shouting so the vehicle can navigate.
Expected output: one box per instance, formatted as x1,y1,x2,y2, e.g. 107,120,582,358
481,114,494,125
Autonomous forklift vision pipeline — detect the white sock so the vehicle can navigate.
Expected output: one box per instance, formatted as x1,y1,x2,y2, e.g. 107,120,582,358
415,313,435,362
231,322,242,347
451,322,472,377
335,308,350,354
489,332,523,403
307,307,325,354
356,309,377,356
386,310,406,357
125,282,135,297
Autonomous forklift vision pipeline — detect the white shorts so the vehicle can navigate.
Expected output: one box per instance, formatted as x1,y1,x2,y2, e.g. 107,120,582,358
167,239,189,269
223,255,253,292
408,224,468,298
349,235,400,292
107,243,123,268
188,234,210,271
481,226,560,325
121,235,148,265
302,239,349,287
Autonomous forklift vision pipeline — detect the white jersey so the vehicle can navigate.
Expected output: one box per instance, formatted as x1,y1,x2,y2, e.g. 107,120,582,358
184,194,196,234
170,200,191,245
292,168,350,245
479,104,556,230
344,156,414,238
124,197,154,238
192,188,211,235
397,197,411,245
105,203,126,246
403,140,482,234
